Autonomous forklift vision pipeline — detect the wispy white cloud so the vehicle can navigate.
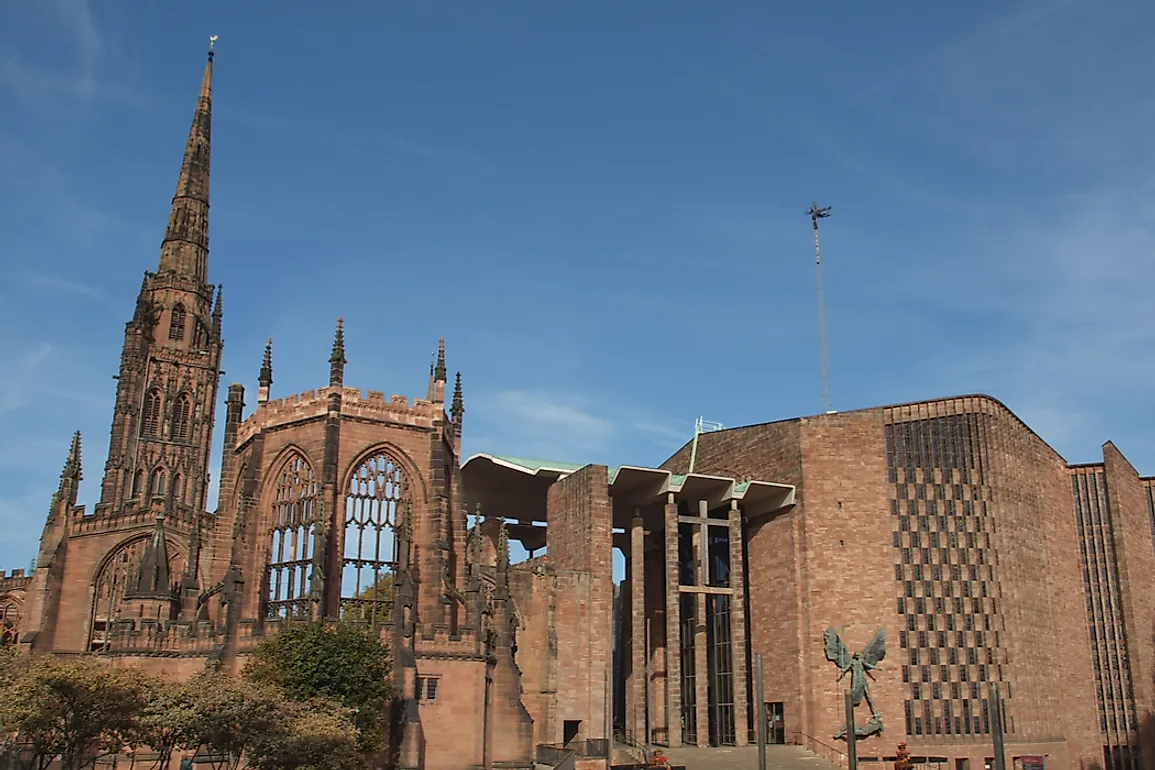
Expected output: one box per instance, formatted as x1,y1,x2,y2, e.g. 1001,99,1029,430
0,131,133,241
0,437,70,474
910,186,1155,462
49,0,103,72
0,343,54,413
792,2,1155,465
0,56,150,110
217,104,492,173
0,0,151,113
478,389,615,459
20,273,118,310
467,388,690,466
631,422,690,442
0,488,48,550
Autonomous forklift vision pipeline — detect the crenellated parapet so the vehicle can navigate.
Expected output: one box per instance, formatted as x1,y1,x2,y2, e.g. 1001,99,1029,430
107,617,219,656
0,569,31,591
235,386,451,447
71,501,206,538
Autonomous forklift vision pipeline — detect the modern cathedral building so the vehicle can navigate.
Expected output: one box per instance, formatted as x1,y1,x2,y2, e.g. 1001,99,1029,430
1,47,1153,770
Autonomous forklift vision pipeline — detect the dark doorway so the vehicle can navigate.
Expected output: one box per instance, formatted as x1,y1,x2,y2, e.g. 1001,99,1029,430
563,720,581,747
766,702,785,745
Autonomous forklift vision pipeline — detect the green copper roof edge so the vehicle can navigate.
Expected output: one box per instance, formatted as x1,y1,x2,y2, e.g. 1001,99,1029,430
487,455,586,472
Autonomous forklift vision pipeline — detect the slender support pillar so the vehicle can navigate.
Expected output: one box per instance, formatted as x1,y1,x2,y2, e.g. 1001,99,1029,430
991,683,1006,770
605,668,613,770
728,500,748,746
630,511,646,744
844,691,857,770
693,511,708,745
756,653,767,770
663,494,682,747
645,618,653,754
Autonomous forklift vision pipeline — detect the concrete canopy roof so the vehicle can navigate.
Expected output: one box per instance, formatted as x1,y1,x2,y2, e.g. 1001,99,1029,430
460,453,796,528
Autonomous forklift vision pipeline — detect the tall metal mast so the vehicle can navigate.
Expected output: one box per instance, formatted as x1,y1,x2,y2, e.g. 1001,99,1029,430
807,202,835,414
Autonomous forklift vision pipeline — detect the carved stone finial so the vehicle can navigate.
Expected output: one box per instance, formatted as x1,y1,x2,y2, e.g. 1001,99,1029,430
61,431,82,483
434,338,447,381
212,286,223,338
496,517,510,586
451,372,464,426
467,504,483,566
329,318,346,386
330,318,346,363
258,338,273,388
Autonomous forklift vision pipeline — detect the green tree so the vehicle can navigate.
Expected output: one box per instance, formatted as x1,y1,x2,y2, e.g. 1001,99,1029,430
133,677,198,770
247,698,362,770
180,672,283,770
2,654,147,770
243,623,392,751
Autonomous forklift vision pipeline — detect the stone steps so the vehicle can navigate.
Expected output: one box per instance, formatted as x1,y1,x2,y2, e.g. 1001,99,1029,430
662,744,845,770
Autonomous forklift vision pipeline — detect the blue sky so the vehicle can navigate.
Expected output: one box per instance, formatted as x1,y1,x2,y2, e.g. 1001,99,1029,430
1,0,1153,571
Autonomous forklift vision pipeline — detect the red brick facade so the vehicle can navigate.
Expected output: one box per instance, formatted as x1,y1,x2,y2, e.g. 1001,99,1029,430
661,396,1154,770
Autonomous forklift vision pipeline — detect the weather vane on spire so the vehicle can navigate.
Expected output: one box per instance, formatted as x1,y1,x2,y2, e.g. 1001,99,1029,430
209,35,219,53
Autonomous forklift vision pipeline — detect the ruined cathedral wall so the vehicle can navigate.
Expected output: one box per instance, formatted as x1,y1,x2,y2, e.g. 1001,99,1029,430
509,564,558,748
0,570,29,645
231,386,450,625
537,466,614,746
49,524,189,653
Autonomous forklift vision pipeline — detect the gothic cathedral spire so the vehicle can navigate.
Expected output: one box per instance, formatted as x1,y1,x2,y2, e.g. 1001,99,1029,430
97,45,223,517
157,46,214,284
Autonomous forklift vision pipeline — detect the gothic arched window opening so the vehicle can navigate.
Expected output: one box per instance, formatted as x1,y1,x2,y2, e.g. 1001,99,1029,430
89,537,184,652
168,303,187,341
340,450,403,627
265,452,318,620
171,394,192,442
141,390,163,438
132,469,144,499
172,473,184,504
148,468,166,500
0,599,21,646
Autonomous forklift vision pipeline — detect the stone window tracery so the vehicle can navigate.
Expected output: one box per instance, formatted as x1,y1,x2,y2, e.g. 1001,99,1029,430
89,537,184,652
148,468,166,500
168,303,186,341
171,394,192,442
0,598,20,646
265,451,318,619
142,389,163,438
340,450,403,626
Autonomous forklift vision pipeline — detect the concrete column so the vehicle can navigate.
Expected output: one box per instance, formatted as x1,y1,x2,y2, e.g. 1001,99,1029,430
729,501,749,746
695,592,709,746
630,510,647,744
644,538,668,742
663,494,682,748
693,507,709,745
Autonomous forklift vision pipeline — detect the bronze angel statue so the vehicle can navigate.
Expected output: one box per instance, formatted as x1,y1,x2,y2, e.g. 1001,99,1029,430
824,627,886,739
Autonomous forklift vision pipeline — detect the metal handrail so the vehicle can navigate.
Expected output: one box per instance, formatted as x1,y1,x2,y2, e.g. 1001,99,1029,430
615,731,650,752
788,730,849,768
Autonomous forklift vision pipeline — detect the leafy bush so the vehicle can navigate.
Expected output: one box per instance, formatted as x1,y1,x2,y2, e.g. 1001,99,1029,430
243,623,393,751
1,654,147,770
